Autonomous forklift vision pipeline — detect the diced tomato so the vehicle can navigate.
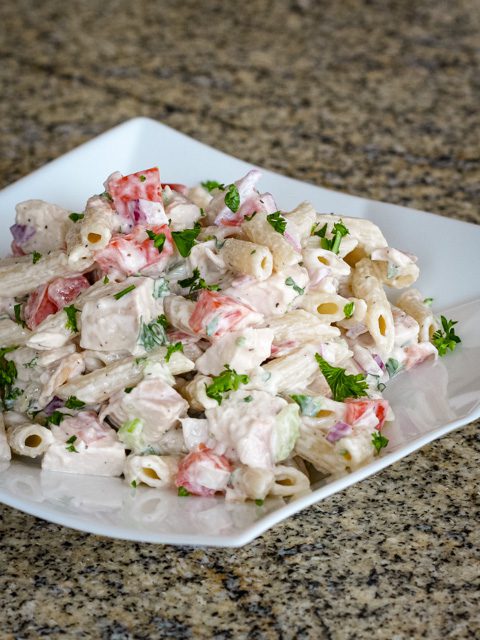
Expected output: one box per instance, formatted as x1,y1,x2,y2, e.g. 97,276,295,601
24,275,90,330
24,284,58,330
47,276,90,308
189,290,259,338
161,182,188,196
95,224,174,277
11,242,25,256
175,449,232,497
107,168,163,219
345,399,389,430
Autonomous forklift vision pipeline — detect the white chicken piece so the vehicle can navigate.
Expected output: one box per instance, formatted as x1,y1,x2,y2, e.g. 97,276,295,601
225,265,309,316
105,378,188,445
164,186,202,231
80,277,160,354
196,327,274,376
42,412,125,477
13,199,71,253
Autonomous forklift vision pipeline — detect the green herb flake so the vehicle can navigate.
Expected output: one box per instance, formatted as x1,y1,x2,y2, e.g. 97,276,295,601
178,486,190,497
377,382,386,392
171,222,202,258
311,222,328,238
266,211,287,235
244,212,257,221
224,184,240,213
66,434,79,453
165,342,183,363
315,354,368,402
290,394,323,417
46,411,70,426
201,180,225,193
319,220,349,254
64,305,79,333
205,365,250,405
178,268,219,295
113,284,136,300
372,431,389,454
103,275,109,284
32,251,42,264
100,191,113,202
285,276,304,296
13,303,25,327
23,357,38,369
139,175,146,182
243,395,253,403
124,387,134,394
69,212,85,223
343,301,355,318
131,480,138,488
385,358,400,378
432,316,461,357
146,230,166,253
138,315,168,351
423,297,433,306
255,499,264,506
65,396,85,410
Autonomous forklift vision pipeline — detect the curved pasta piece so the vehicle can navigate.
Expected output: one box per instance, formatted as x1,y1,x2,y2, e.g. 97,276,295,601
351,258,394,356
269,465,310,496
221,238,273,281
7,423,53,458
396,289,437,342
124,454,179,488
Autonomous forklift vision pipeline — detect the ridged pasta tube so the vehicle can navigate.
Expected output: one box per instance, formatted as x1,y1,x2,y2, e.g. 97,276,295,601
242,212,301,271
7,423,53,458
221,239,273,280
123,454,179,488
351,258,394,355
270,465,310,496
300,292,352,324
396,289,437,342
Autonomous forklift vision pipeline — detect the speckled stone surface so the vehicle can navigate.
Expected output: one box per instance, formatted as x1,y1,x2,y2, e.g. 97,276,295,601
0,0,479,637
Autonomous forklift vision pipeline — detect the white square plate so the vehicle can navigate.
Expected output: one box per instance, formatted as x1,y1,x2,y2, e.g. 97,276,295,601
0,117,479,547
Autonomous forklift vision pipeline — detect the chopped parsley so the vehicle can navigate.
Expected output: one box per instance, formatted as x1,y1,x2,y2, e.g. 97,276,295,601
32,251,42,264
205,365,250,405
255,499,264,506
285,277,304,296
385,358,400,378
171,222,201,257
46,411,69,426
65,435,79,453
311,222,328,238
113,284,136,300
243,395,253,403
178,486,190,497
131,480,138,488
165,342,183,363
201,180,225,193
69,212,85,223
138,315,168,351
343,301,355,319
13,303,25,327
103,275,109,284
139,174,146,182
0,349,21,410
178,268,219,294
64,305,79,333
244,212,257,221
23,356,38,369
290,394,323,417
315,354,368,402
146,229,166,253
317,220,349,254
65,396,85,410
372,431,389,454
423,297,433,306
224,184,240,213
266,211,287,235
432,316,461,357
100,191,113,202
152,277,170,299
124,387,134,394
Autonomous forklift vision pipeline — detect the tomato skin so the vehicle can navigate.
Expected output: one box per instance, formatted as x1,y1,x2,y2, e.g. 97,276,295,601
95,224,174,277
345,399,389,430
161,182,188,195
24,276,90,330
175,449,232,497
107,168,163,220
189,290,257,338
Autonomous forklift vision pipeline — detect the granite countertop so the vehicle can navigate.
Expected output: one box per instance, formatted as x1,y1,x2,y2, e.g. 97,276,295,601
0,0,479,637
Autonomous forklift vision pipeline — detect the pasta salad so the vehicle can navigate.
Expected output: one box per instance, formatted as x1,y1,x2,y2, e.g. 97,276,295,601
0,167,460,502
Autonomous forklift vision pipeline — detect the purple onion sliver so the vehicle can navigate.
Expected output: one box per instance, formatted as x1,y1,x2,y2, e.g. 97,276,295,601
373,354,386,371
43,396,64,416
10,223,36,245
326,421,352,443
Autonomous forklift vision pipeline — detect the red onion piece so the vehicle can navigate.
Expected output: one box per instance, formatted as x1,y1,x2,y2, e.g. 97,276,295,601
326,422,352,443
